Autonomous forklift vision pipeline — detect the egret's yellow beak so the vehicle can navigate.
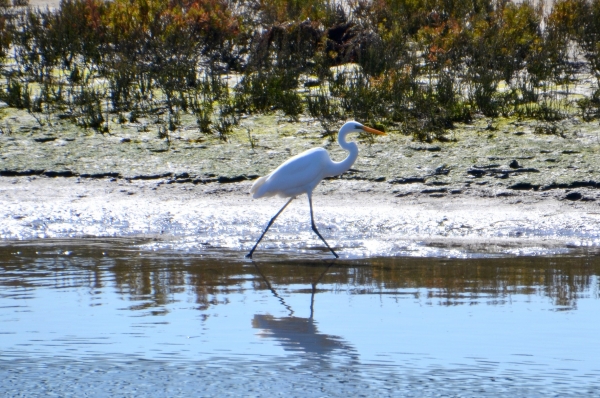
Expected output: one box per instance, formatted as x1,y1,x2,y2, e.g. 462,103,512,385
362,125,386,135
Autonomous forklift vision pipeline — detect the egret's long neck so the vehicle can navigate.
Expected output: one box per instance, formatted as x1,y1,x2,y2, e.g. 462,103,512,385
326,130,359,177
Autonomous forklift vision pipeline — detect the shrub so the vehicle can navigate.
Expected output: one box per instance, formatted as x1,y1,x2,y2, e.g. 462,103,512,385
1,0,598,141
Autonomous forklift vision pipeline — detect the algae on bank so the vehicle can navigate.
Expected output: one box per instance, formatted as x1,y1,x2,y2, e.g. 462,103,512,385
1,106,600,196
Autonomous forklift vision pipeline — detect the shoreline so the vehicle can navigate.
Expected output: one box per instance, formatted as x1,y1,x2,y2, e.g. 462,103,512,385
2,109,600,258
2,175,599,258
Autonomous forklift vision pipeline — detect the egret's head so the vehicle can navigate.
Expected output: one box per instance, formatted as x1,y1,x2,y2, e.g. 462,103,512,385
340,121,386,136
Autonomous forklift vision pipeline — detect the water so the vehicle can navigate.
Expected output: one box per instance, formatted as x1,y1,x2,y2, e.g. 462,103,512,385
1,239,600,396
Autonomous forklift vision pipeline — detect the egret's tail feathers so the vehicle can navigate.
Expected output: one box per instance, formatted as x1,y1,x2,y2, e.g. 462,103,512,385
250,175,269,198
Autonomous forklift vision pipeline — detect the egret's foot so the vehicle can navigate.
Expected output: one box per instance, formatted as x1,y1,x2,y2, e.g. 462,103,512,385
245,252,253,259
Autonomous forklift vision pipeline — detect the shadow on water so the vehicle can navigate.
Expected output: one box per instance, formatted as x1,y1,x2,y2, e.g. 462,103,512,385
1,238,600,396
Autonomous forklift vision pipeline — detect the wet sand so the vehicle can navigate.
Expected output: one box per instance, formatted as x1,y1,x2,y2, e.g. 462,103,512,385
26,0,60,8
2,109,600,257
2,175,599,257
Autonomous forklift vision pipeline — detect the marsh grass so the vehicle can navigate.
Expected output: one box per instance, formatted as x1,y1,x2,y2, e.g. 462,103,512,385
577,89,600,120
0,0,598,143
534,121,568,137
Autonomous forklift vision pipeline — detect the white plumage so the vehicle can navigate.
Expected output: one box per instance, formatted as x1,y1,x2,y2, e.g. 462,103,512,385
246,121,385,258
251,148,333,199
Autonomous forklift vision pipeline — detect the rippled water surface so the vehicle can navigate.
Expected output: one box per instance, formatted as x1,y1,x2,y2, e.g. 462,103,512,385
1,239,600,397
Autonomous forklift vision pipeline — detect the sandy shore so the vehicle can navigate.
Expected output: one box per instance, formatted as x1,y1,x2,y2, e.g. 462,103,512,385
2,108,600,257
26,0,60,8
2,175,599,258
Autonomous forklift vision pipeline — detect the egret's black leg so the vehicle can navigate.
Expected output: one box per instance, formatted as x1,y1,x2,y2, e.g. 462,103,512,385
246,197,295,258
308,196,339,258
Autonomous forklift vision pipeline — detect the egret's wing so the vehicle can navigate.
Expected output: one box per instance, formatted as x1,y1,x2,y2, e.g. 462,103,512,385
253,148,330,198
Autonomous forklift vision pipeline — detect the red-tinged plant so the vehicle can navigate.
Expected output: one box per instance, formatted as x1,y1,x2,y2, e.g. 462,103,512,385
254,0,329,25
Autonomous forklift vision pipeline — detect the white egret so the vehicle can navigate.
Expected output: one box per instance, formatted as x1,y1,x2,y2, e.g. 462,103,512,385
246,121,386,258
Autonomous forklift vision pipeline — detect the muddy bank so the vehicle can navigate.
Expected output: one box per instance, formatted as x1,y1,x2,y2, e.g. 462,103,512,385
2,111,600,192
2,111,600,256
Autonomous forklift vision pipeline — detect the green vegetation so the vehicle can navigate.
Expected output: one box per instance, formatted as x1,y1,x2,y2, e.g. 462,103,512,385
0,0,599,142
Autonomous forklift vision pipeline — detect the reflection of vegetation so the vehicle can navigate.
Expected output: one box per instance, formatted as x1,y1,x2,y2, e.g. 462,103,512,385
0,0,598,141
367,257,598,308
0,242,598,311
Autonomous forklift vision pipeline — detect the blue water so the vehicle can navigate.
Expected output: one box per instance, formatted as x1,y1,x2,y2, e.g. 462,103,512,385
1,239,600,396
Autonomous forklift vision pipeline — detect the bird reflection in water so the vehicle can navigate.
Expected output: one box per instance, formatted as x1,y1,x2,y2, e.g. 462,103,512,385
251,262,357,358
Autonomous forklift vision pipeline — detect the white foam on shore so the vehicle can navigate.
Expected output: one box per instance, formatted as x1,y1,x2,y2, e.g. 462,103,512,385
2,177,600,258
